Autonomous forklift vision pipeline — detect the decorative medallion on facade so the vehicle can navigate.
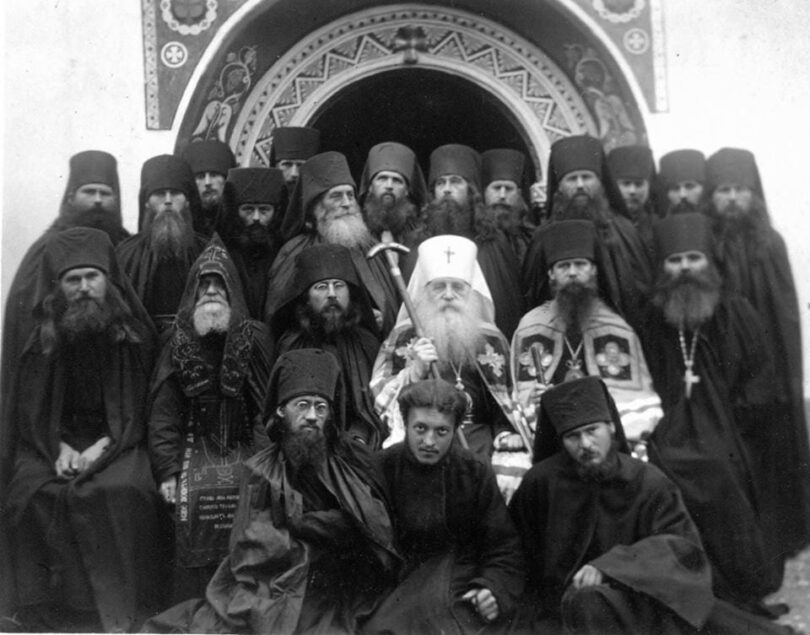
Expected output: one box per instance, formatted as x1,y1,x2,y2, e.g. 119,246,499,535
623,28,650,55
564,43,638,152
161,0,218,36
592,0,646,24
229,6,596,168
161,41,189,68
190,46,257,143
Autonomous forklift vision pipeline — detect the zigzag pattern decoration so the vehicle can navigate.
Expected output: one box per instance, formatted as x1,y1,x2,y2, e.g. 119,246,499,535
239,10,589,166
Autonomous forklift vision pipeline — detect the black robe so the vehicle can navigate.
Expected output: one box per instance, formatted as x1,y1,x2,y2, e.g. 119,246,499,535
713,223,810,558
263,233,400,336
143,435,399,634
5,328,164,631
276,327,385,449
509,450,715,633
227,245,279,321
363,443,525,634
639,296,783,607
116,232,207,331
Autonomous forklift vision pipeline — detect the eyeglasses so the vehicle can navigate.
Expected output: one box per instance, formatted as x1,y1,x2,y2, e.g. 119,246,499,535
292,399,330,417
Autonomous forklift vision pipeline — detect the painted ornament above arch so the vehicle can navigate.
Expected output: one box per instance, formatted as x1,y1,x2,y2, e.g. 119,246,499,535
226,6,601,169
142,0,666,132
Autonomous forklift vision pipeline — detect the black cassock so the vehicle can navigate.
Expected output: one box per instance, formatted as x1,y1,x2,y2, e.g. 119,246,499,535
714,223,810,558
363,443,525,634
509,450,715,634
639,295,783,608
263,233,400,336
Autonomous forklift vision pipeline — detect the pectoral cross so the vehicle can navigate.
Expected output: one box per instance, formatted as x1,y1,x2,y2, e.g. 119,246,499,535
683,360,700,399
444,246,455,263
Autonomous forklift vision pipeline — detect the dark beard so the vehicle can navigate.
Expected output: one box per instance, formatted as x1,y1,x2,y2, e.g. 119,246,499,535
651,267,722,330
59,297,114,342
488,203,520,233
711,196,770,254
296,301,358,340
364,192,417,237
423,198,474,238
148,208,194,261
237,221,274,250
665,199,700,216
554,279,598,336
574,444,619,481
551,190,611,224
60,201,125,240
282,424,327,472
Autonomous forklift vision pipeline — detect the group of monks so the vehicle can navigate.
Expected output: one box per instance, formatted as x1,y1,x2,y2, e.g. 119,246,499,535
0,126,808,634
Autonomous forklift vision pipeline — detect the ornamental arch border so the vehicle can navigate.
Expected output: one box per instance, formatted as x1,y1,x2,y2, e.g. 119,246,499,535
222,4,601,187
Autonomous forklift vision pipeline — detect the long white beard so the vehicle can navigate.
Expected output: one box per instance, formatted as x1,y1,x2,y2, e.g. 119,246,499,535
414,298,484,366
193,301,232,336
316,209,374,249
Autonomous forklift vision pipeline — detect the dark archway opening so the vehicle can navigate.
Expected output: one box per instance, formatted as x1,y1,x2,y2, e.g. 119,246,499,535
309,67,538,185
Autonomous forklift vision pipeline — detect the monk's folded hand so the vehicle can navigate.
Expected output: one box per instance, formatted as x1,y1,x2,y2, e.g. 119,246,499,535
55,441,81,480
462,587,499,622
572,564,603,589
77,436,112,472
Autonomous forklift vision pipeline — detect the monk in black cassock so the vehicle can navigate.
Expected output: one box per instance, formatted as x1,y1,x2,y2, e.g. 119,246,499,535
1,150,128,494
509,376,792,635
363,379,525,634
606,144,658,257
264,151,399,334
481,148,536,266
116,154,207,334
273,243,386,449
522,135,651,330
640,213,783,613
706,147,810,563
147,236,273,602
270,125,321,193
216,166,287,319
415,143,525,338
182,139,236,237
4,228,163,632
144,349,399,634
358,141,427,266
656,149,708,217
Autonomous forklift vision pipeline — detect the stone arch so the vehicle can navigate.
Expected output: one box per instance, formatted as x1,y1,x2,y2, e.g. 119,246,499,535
225,4,601,193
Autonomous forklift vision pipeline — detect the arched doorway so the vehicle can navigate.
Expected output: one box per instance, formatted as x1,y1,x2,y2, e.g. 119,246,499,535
176,2,648,197
310,67,536,179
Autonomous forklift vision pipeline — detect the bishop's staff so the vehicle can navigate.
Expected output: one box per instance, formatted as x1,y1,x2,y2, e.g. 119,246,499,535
367,240,470,450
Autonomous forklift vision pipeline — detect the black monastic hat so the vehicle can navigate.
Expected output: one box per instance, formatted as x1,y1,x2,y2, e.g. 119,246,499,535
67,150,119,192
226,167,286,205
607,145,655,181
294,243,361,290
540,219,596,265
47,226,113,280
541,376,613,436
481,148,526,188
654,212,713,261
271,127,321,162
182,140,236,176
658,149,706,188
358,141,428,207
428,144,481,191
706,147,763,198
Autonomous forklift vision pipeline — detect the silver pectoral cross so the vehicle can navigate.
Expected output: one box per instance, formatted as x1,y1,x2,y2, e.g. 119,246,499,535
683,362,700,399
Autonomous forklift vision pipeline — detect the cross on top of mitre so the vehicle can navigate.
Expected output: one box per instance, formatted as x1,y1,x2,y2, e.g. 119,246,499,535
417,234,478,285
